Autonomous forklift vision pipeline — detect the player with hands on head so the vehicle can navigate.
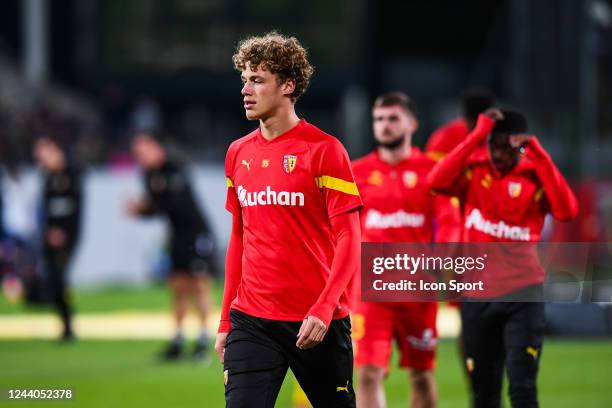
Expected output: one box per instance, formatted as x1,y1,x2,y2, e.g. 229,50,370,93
428,107,578,408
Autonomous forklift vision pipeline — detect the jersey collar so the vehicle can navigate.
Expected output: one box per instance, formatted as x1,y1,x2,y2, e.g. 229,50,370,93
256,119,306,147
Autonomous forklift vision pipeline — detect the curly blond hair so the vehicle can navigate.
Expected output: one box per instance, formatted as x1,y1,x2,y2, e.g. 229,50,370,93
233,31,314,101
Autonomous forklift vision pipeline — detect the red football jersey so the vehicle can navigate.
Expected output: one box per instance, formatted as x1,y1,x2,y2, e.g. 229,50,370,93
224,119,363,321
425,118,470,241
352,147,459,243
425,118,469,161
428,115,578,297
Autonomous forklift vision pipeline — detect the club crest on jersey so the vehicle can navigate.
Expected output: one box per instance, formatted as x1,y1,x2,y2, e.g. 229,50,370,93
283,155,297,174
508,182,522,198
403,171,418,188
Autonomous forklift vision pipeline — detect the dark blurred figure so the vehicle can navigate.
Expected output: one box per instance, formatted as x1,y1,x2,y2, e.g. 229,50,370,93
425,88,495,393
1,165,39,305
426,88,495,161
34,137,82,341
127,131,215,362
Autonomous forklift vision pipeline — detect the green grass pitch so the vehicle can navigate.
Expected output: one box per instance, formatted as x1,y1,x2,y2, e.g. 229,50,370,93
1,286,611,407
1,338,611,407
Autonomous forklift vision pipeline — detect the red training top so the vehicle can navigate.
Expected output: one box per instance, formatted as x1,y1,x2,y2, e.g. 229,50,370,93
425,118,469,162
222,119,363,327
352,147,460,243
426,118,470,241
428,114,578,297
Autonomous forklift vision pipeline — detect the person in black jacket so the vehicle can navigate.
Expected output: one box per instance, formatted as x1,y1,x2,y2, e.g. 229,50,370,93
127,131,215,361
34,136,82,341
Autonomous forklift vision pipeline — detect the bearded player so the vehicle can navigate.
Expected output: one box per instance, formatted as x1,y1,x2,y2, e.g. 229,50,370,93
215,32,362,407
352,92,460,408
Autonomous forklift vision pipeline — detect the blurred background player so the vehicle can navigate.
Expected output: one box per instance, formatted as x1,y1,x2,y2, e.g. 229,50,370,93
426,88,495,162
127,131,216,361
425,88,495,388
351,92,460,408
425,87,495,242
0,165,39,305
34,136,82,341
428,109,578,408
216,32,361,407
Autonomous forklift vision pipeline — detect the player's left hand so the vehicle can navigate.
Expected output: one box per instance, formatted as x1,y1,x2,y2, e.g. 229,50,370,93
509,134,534,149
296,315,327,350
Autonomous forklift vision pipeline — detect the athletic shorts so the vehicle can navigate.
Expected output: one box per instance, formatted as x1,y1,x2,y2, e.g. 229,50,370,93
353,301,438,372
169,232,215,276
224,309,356,408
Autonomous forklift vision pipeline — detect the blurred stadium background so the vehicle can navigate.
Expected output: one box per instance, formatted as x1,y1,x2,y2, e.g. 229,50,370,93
1,0,611,407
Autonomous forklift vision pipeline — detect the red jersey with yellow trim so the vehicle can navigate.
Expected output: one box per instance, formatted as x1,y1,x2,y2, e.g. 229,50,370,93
428,115,578,297
352,148,444,370
434,147,550,295
352,147,458,243
225,119,362,321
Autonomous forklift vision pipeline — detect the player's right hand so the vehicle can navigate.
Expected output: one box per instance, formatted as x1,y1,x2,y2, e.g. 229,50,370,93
296,315,327,350
484,108,504,121
215,332,228,363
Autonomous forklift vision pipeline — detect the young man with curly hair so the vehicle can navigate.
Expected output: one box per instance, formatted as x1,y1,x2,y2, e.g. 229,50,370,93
215,32,362,407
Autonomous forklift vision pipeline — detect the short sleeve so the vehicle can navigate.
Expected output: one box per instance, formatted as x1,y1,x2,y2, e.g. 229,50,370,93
314,138,363,219
225,145,241,217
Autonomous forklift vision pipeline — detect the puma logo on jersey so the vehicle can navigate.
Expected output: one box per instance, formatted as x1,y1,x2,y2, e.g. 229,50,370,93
336,381,349,393
465,208,531,241
368,170,383,186
481,173,492,189
241,159,253,171
237,185,305,207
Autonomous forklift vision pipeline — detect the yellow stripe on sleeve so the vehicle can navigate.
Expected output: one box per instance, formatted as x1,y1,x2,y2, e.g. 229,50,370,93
315,175,359,196
226,177,234,187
